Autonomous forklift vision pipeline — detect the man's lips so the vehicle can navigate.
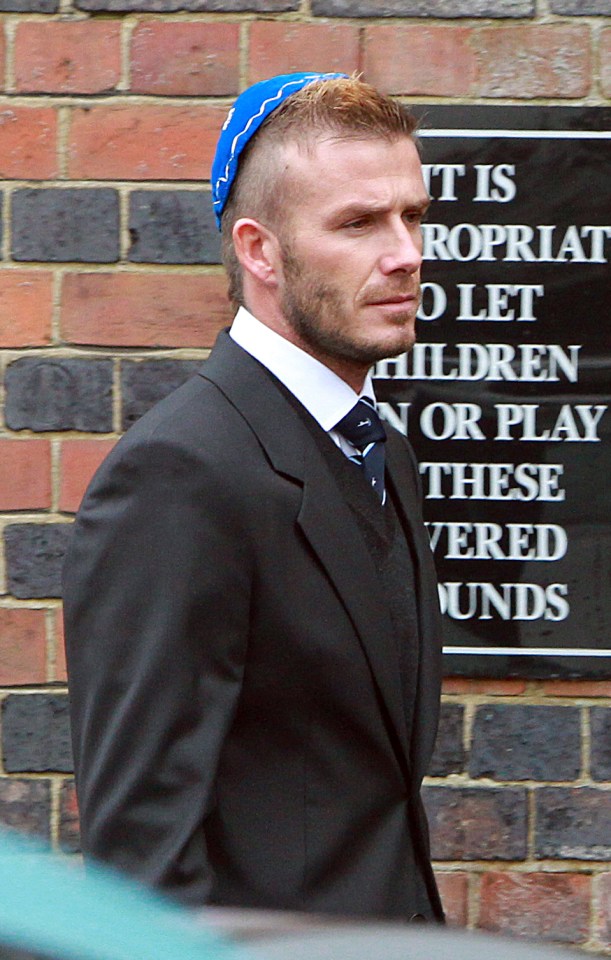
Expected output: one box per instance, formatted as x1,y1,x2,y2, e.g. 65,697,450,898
366,293,417,306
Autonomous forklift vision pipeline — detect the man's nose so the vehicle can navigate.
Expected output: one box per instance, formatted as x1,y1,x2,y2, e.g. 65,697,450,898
378,222,422,275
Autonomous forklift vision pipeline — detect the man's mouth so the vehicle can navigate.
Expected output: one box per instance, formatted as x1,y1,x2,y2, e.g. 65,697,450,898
367,292,418,307
371,294,414,304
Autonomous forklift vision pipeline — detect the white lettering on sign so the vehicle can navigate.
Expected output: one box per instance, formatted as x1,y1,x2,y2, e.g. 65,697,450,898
375,344,581,382
421,163,466,200
420,403,485,441
438,582,570,622
456,283,544,321
495,404,607,442
376,402,410,435
426,521,567,561
473,164,517,203
421,163,517,203
418,462,566,502
422,223,611,263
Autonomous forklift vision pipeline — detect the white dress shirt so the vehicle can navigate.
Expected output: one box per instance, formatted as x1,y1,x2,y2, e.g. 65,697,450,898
230,306,377,458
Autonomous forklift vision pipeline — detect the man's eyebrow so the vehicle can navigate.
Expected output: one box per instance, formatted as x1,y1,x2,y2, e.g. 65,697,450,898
332,202,382,220
333,196,431,220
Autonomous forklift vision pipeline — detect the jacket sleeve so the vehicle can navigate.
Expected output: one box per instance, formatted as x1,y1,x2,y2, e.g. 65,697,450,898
63,431,253,906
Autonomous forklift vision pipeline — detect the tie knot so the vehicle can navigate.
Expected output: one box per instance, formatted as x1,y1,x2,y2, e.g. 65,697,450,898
335,399,386,450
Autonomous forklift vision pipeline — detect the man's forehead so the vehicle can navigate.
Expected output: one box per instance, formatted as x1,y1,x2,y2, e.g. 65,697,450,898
279,135,425,198
280,131,418,161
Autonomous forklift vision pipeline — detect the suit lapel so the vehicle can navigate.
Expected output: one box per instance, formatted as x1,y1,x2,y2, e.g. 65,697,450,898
385,429,443,783
296,454,411,760
199,332,411,762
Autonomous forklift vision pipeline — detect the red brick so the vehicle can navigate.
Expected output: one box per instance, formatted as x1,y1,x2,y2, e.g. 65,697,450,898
596,873,611,947
131,22,239,96
59,439,116,514
59,779,80,853
0,440,51,510
601,29,611,99
59,780,81,853
15,21,121,95
474,26,591,99
0,608,47,685
61,272,231,348
54,609,67,683
68,105,226,180
363,26,477,96
365,24,590,100
0,108,57,179
248,22,359,83
0,271,53,347
0,30,5,89
442,678,527,696
542,680,611,698
434,872,468,927
479,872,591,944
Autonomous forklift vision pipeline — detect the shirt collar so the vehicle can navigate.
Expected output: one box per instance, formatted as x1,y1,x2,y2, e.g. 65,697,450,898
229,307,376,431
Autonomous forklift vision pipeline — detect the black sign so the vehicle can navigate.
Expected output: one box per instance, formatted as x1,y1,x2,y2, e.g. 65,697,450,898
374,106,611,679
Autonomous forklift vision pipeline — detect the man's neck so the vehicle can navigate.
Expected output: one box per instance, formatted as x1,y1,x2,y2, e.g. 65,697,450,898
242,301,369,394
230,307,376,434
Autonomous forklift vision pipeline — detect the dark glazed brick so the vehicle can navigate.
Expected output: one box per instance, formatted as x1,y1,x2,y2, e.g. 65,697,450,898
77,0,295,10
2,694,73,773
0,779,51,839
551,0,610,11
429,703,464,776
59,780,80,853
312,0,533,15
0,0,56,9
5,523,72,599
591,708,611,781
469,705,580,782
5,358,113,432
423,785,527,860
12,189,119,263
128,191,220,264
535,787,611,861
121,359,201,429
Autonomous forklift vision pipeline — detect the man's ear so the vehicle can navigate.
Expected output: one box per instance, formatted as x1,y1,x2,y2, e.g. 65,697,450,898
232,218,281,289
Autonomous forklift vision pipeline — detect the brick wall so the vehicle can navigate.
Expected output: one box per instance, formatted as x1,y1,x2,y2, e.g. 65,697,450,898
0,0,609,951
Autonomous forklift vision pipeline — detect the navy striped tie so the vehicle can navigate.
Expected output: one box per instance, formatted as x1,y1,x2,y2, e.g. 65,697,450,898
335,399,387,504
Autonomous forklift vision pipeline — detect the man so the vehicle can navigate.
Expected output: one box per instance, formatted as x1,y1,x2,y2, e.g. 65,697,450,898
63,72,444,922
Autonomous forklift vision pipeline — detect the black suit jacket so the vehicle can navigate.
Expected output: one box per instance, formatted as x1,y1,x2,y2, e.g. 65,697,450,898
63,331,444,920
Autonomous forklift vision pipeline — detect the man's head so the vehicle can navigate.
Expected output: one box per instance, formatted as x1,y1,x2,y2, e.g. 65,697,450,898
211,74,429,388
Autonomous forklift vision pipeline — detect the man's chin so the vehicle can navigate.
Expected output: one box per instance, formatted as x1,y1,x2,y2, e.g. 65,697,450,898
369,327,416,362
346,332,416,367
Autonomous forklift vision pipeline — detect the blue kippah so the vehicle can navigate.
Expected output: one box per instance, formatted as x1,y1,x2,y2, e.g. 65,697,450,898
211,72,348,230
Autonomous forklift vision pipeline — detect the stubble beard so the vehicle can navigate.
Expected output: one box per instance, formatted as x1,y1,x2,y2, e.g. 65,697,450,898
280,245,418,369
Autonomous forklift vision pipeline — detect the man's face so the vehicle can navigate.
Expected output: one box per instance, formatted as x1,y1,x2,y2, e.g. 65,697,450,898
274,135,430,378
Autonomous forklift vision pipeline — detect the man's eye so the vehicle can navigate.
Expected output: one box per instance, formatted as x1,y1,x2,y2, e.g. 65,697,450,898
344,217,370,230
403,210,427,224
